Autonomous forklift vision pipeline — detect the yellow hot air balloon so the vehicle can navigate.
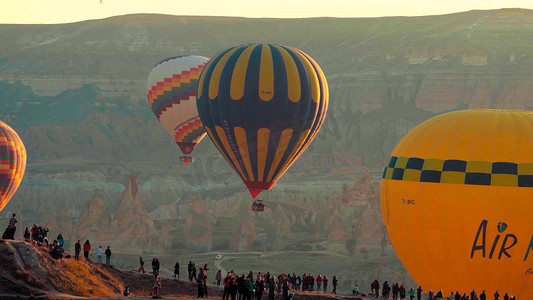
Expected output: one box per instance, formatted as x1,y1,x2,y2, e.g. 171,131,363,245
0,121,27,213
381,110,532,298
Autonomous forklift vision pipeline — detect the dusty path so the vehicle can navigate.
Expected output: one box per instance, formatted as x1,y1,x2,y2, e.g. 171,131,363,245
213,256,227,275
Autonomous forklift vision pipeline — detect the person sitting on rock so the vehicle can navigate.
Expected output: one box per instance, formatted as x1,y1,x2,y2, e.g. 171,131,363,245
123,286,131,297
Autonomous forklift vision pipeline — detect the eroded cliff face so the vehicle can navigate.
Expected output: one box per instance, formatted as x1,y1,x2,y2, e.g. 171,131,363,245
111,175,155,247
182,199,214,251
76,191,113,241
44,175,157,250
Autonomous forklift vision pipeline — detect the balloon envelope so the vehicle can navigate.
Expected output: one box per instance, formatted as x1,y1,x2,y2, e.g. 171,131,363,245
0,121,27,213
146,55,209,157
381,110,533,298
197,43,328,198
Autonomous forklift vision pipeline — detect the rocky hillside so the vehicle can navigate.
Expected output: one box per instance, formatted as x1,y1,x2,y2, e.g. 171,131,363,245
0,239,223,298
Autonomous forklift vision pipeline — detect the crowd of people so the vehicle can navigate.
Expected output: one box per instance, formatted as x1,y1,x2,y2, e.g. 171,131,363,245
218,271,271,300
368,279,518,300
2,215,521,299
2,213,113,265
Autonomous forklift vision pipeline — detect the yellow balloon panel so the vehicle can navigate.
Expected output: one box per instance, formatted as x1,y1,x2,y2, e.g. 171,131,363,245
382,180,532,296
381,110,533,298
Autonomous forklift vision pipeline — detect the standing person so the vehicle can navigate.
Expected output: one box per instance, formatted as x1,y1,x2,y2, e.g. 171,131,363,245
74,240,81,260
152,258,158,276
267,277,276,300
383,281,391,298
216,269,222,286
399,284,406,300
30,224,37,241
197,267,205,298
188,261,194,281
316,274,323,292
230,275,238,300
471,290,478,300
139,257,146,273
202,267,208,297
174,261,180,278
223,272,232,300
374,280,381,297
417,286,423,300
247,277,256,300
192,265,197,282
480,290,486,300
332,275,338,294
6,213,17,239
295,274,301,291
409,287,416,300
255,278,265,300
83,240,91,259
309,274,315,291
393,283,400,300
104,246,111,265
155,259,161,277
323,275,328,292
494,291,500,300
238,274,247,300
96,245,103,263
281,280,290,300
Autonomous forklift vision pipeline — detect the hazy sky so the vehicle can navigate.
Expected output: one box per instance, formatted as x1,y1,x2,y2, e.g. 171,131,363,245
1,0,532,24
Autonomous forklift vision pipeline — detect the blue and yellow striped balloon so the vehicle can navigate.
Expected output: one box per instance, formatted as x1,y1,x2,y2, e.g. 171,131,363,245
197,44,328,198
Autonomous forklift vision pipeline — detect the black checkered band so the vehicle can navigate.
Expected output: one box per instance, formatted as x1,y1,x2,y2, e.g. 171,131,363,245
383,156,533,187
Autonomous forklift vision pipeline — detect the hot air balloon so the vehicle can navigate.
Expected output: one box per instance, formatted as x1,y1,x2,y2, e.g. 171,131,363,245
146,55,209,164
197,43,328,210
0,121,27,213
381,110,533,298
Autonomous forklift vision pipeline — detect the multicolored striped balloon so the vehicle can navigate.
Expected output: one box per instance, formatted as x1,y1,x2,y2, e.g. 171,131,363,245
0,121,27,213
146,55,209,163
197,44,328,198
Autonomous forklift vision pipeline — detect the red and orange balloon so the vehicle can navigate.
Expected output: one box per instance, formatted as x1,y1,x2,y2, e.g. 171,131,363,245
0,121,27,213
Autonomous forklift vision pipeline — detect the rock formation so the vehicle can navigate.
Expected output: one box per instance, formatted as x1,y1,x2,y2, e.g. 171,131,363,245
182,199,214,251
43,209,75,245
110,175,155,248
75,190,112,242
228,200,257,252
